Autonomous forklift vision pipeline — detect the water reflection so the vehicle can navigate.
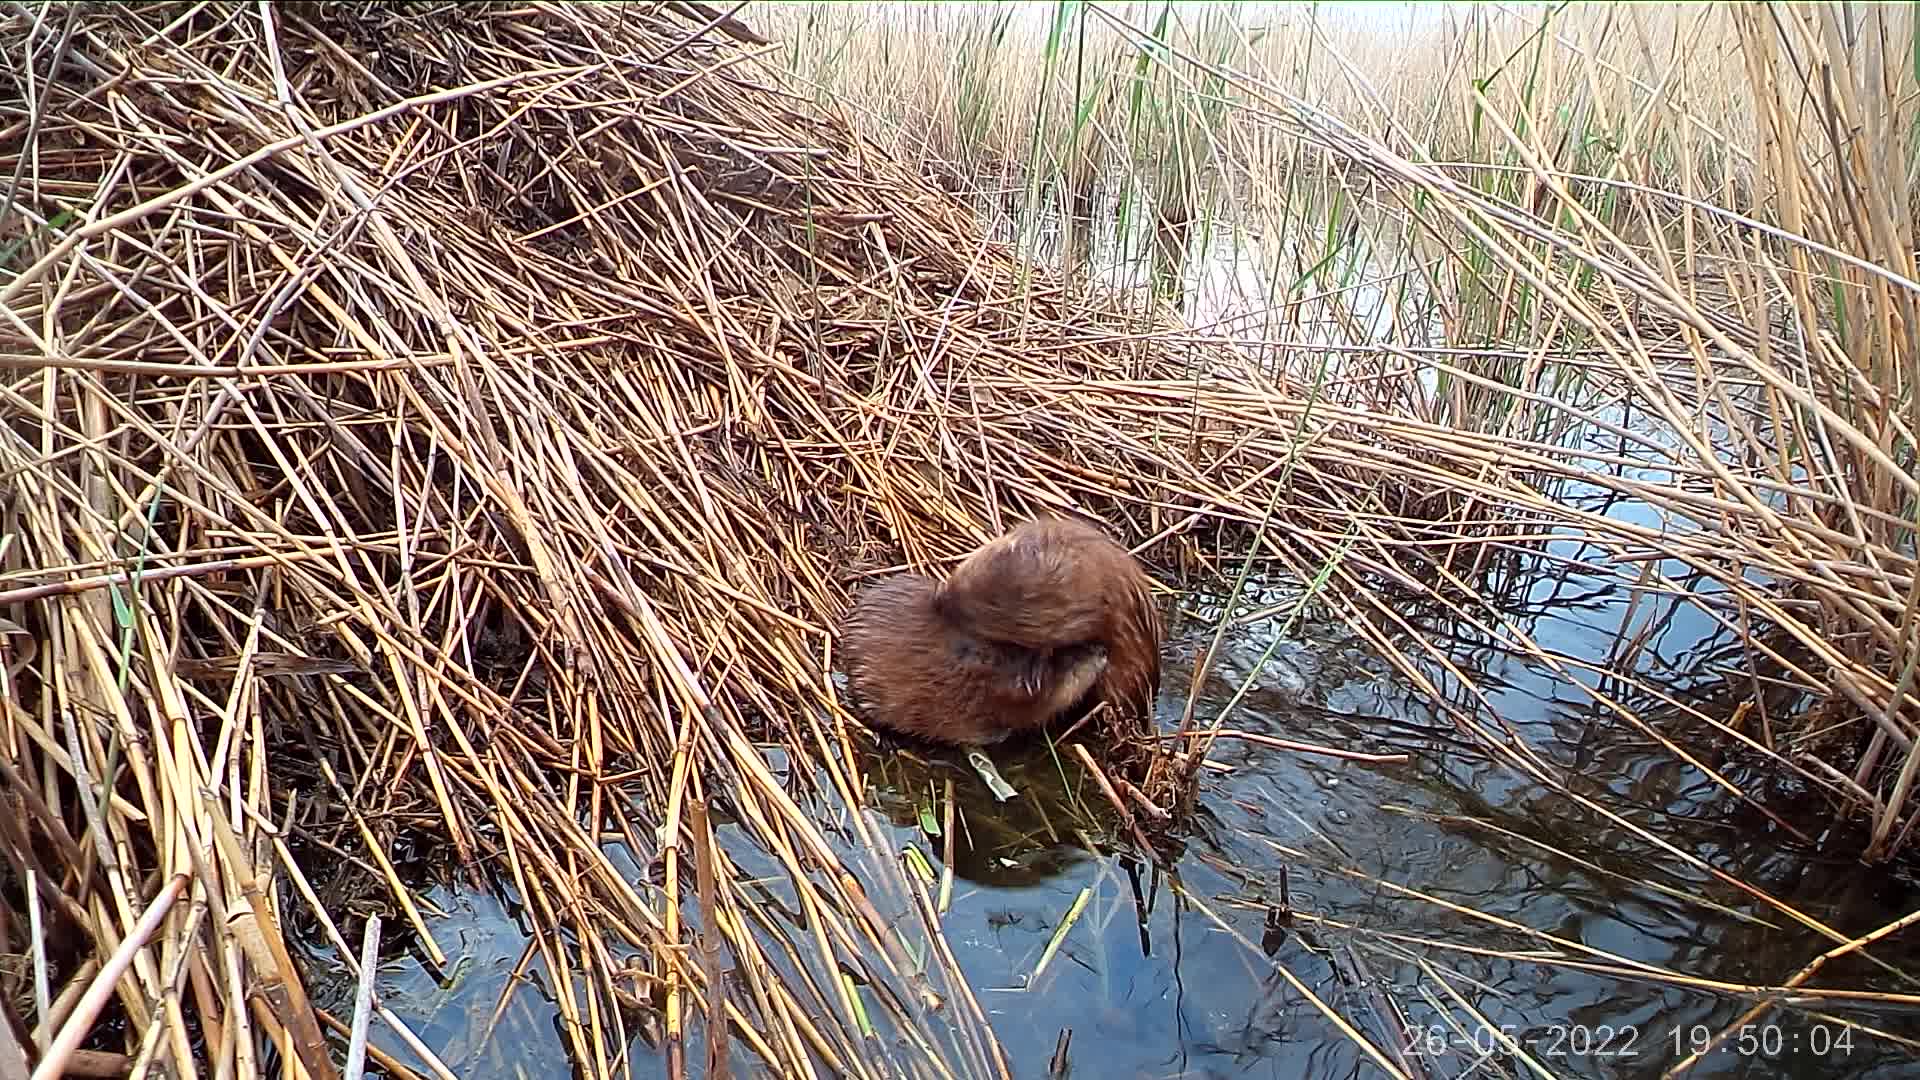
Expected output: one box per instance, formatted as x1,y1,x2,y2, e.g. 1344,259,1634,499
299,887,576,1078
863,748,1115,889
988,183,1423,366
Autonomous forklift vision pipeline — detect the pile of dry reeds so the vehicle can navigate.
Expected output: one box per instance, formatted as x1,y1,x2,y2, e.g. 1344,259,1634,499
4,1,1919,1078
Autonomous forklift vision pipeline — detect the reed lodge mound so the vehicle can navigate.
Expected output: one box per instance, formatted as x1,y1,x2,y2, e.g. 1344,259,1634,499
4,3,1918,1078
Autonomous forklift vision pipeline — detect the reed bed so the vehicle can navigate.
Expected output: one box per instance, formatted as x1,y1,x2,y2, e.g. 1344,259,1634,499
764,4,1776,211
1108,0,1920,860
791,0,1920,873
2,1,1918,1078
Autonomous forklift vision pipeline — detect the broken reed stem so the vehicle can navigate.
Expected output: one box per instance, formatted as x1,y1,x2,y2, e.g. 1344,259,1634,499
343,915,382,1080
30,874,187,1080
1069,742,1156,857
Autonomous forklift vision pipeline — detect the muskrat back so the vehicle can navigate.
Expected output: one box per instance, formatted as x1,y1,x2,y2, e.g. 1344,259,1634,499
934,517,1161,717
839,517,1163,745
840,573,1111,745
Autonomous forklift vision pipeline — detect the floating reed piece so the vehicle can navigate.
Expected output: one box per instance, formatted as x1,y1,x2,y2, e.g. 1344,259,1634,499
2,1,1918,1078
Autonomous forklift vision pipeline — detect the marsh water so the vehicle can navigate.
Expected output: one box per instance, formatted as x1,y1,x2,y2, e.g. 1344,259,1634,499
296,213,1920,1077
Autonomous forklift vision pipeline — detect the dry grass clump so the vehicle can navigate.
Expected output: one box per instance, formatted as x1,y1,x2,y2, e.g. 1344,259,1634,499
0,2,1454,1076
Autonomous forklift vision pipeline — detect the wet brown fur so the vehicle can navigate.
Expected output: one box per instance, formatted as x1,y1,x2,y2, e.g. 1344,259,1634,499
840,518,1162,745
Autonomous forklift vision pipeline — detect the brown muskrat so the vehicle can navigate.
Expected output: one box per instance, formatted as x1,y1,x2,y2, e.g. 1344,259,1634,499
839,517,1162,746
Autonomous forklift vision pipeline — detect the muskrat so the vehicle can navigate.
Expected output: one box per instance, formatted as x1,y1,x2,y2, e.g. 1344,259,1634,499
839,517,1162,746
